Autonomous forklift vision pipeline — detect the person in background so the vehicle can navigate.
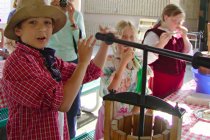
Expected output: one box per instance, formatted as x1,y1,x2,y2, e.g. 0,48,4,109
94,20,154,140
7,0,20,22
4,0,21,55
142,4,192,99
2,0,109,139
49,0,85,138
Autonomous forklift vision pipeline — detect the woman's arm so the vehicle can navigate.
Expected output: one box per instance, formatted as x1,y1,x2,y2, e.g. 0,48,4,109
182,35,192,53
142,31,160,64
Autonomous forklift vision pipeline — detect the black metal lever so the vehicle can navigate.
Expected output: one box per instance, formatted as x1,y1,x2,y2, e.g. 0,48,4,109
103,92,186,118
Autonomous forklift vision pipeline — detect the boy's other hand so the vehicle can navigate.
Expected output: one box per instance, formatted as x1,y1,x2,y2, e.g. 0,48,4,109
77,36,96,65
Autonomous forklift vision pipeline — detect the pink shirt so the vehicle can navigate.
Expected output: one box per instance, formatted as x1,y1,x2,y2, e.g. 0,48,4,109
2,42,102,140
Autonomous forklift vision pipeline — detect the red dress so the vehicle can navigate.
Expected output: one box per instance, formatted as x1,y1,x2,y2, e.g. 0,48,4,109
144,28,186,99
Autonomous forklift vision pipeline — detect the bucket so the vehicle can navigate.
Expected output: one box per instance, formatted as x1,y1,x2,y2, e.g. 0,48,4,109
198,51,210,75
192,68,210,94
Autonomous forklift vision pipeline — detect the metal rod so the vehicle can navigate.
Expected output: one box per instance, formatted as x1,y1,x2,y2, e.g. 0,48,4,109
112,36,192,62
138,50,148,138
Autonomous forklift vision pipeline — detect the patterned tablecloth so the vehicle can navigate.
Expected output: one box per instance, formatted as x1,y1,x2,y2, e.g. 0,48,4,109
164,80,210,140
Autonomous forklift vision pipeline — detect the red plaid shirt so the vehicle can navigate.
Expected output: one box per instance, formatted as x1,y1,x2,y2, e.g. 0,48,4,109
2,42,102,140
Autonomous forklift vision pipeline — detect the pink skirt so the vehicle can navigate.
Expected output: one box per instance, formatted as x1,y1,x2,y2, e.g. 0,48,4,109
94,105,105,140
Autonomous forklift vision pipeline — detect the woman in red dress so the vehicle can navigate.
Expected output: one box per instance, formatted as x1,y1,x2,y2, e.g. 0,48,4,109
143,4,192,98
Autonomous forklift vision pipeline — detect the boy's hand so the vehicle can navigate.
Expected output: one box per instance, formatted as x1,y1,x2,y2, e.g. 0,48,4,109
99,25,112,34
77,36,96,65
99,25,115,46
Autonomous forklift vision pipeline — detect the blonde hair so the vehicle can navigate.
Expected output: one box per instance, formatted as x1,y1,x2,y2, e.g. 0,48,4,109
161,4,185,22
113,20,140,69
115,20,137,39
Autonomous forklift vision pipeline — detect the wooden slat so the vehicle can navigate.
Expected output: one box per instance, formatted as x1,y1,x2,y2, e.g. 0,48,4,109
139,136,151,140
153,116,163,135
116,130,127,140
133,111,153,136
123,114,133,135
152,134,164,140
116,116,124,131
111,119,118,130
144,111,153,136
113,130,119,140
133,113,139,136
170,116,182,140
127,136,151,140
162,129,170,140
127,135,138,140
162,119,170,130
104,101,114,140
111,119,118,139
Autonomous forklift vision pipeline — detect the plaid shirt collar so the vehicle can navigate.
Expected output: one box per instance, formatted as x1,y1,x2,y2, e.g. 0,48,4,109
16,42,42,58
16,42,61,82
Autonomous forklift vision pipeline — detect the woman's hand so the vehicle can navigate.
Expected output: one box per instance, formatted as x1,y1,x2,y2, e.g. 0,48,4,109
67,2,75,23
177,25,188,38
77,36,96,65
177,25,192,53
158,32,172,48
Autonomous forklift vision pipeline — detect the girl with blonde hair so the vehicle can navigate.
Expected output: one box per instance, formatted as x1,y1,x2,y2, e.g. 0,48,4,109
94,20,154,140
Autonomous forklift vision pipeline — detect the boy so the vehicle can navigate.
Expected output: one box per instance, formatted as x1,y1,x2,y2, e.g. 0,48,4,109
2,0,108,139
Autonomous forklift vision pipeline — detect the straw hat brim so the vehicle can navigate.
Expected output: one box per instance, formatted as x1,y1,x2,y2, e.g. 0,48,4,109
5,5,67,40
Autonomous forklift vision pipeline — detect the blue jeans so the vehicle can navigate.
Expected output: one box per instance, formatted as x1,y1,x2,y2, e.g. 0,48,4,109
67,59,82,138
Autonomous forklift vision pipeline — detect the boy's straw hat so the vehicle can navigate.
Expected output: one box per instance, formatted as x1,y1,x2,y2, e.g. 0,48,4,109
5,0,67,40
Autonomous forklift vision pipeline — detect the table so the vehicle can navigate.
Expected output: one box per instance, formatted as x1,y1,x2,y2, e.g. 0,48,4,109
164,80,210,140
